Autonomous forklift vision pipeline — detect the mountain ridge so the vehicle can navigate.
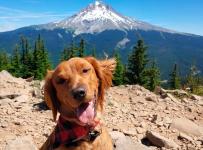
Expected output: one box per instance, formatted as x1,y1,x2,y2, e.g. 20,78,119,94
31,0,182,35
0,0,203,78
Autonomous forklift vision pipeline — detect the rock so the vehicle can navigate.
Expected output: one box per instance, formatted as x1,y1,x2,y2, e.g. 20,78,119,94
40,80,45,89
122,128,137,136
170,118,203,137
163,117,172,125
181,98,188,103
166,93,180,104
13,95,28,103
145,96,157,102
166,89,189,97
151,114,163,126
178,132,193,142
121,107,128,113
154,86,162,95
191,95,202,101
5,136,37,150
32,88,42,98
110,131,150,150
13,118,22,125
146,131,179,149
133,143,153,150
157,88,189,98
0,94,20,99
159,88,166,93
25,76,34,82
0,70,14,81
0,98,13,106
0,70,202,149
1,121,8,128
198,100,203,106
140,121,147,128
156,121,164,127
136,127,146,134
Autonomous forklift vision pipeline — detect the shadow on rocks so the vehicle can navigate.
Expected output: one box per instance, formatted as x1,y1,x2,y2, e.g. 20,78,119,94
141,137,155,147
33,101,49,111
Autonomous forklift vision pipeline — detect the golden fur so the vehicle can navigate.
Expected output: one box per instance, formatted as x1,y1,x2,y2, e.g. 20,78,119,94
40,57,116,150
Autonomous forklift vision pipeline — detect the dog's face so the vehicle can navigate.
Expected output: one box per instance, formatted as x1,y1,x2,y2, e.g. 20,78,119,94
44,57,116,125
53,58,99,109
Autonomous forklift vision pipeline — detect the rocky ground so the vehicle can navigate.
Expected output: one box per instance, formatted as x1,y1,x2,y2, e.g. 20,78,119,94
0,70,203,150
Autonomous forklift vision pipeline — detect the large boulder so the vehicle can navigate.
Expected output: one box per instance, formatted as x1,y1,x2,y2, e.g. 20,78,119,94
110,131,151,150
0,70,33,107
5,136,37,150
170,118,203,137
146,131,179,149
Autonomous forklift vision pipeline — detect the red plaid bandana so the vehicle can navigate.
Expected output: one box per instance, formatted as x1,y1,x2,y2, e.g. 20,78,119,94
52,115,100,149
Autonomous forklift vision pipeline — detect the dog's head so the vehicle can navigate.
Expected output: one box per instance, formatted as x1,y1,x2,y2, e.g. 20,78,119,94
44,57,116,125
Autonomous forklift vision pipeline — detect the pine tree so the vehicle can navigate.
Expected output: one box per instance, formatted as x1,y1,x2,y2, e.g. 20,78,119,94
186,64,200,92
70,41,78,58
20,36,26,65
60,46,75,61
60,47,69,61
0,51,10,71
91,47,96,57
78,39,85,57
126,39,148,85
33,41,42,79
32,35,51,80
113,52,124,86
20,37,33,78
145,60,160,91
169,64,181,89
122,64,128,84
41,39,51,76
10,45,21,77
25,39,34,77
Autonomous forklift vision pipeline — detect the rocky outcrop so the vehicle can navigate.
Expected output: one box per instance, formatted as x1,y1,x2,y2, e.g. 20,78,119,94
170,118,203,137
110,131,151,150
5,136,37,150
0,70,203,149
146,131,179,149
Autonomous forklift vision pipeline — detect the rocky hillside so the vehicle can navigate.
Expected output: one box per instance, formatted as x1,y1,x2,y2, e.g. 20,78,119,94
0,70,203,150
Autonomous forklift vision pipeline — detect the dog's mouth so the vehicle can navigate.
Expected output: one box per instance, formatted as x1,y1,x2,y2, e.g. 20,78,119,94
76,98,96,125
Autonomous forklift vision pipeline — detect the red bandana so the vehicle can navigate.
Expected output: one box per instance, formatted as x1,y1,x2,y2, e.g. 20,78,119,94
52,115,100,149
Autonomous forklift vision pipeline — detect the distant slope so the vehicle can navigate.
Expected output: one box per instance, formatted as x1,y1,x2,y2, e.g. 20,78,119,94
0,0,203,79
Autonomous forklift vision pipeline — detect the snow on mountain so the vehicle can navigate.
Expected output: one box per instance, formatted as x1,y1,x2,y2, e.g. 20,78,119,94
35,0,177,35
116,38,130,48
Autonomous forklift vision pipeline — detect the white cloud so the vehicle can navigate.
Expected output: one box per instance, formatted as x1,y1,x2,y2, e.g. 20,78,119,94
0,6,74,32
0,24,18,32
0,14,69,19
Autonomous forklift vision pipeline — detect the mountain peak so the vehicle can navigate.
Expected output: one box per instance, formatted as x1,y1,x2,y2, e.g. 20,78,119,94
36,1,177,35
88,0,105,8
95,0,103,6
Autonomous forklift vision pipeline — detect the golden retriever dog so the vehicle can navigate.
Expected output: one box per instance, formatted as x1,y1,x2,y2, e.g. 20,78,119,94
40,57,116,150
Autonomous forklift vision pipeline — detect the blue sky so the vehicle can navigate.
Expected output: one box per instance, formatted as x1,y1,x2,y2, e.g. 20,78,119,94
0,0,203,35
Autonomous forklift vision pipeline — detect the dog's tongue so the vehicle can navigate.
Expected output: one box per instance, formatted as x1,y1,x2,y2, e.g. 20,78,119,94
76,101,95,124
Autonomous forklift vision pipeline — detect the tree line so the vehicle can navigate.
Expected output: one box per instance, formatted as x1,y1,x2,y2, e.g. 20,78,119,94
113,39,202,94
0,35,202,94
0,35,50,80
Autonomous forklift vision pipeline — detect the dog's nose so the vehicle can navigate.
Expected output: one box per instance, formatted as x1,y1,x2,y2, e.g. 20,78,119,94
72,87,86,100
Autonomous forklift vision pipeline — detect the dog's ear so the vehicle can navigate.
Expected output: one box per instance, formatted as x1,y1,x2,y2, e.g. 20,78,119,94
85,57,116,110
99,59,116,89
44,70,59,121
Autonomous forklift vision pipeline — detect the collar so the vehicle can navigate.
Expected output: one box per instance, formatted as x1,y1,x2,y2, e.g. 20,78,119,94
52,115,101,149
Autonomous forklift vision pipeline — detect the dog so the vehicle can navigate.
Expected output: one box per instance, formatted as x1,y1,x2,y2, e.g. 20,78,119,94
40,57,116,150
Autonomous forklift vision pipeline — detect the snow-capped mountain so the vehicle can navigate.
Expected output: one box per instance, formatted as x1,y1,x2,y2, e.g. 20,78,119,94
1,0,203,78
35,0,176,35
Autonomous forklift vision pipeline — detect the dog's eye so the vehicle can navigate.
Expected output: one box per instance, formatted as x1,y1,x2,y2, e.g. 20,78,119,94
56,77,66,84
82,68,91,73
